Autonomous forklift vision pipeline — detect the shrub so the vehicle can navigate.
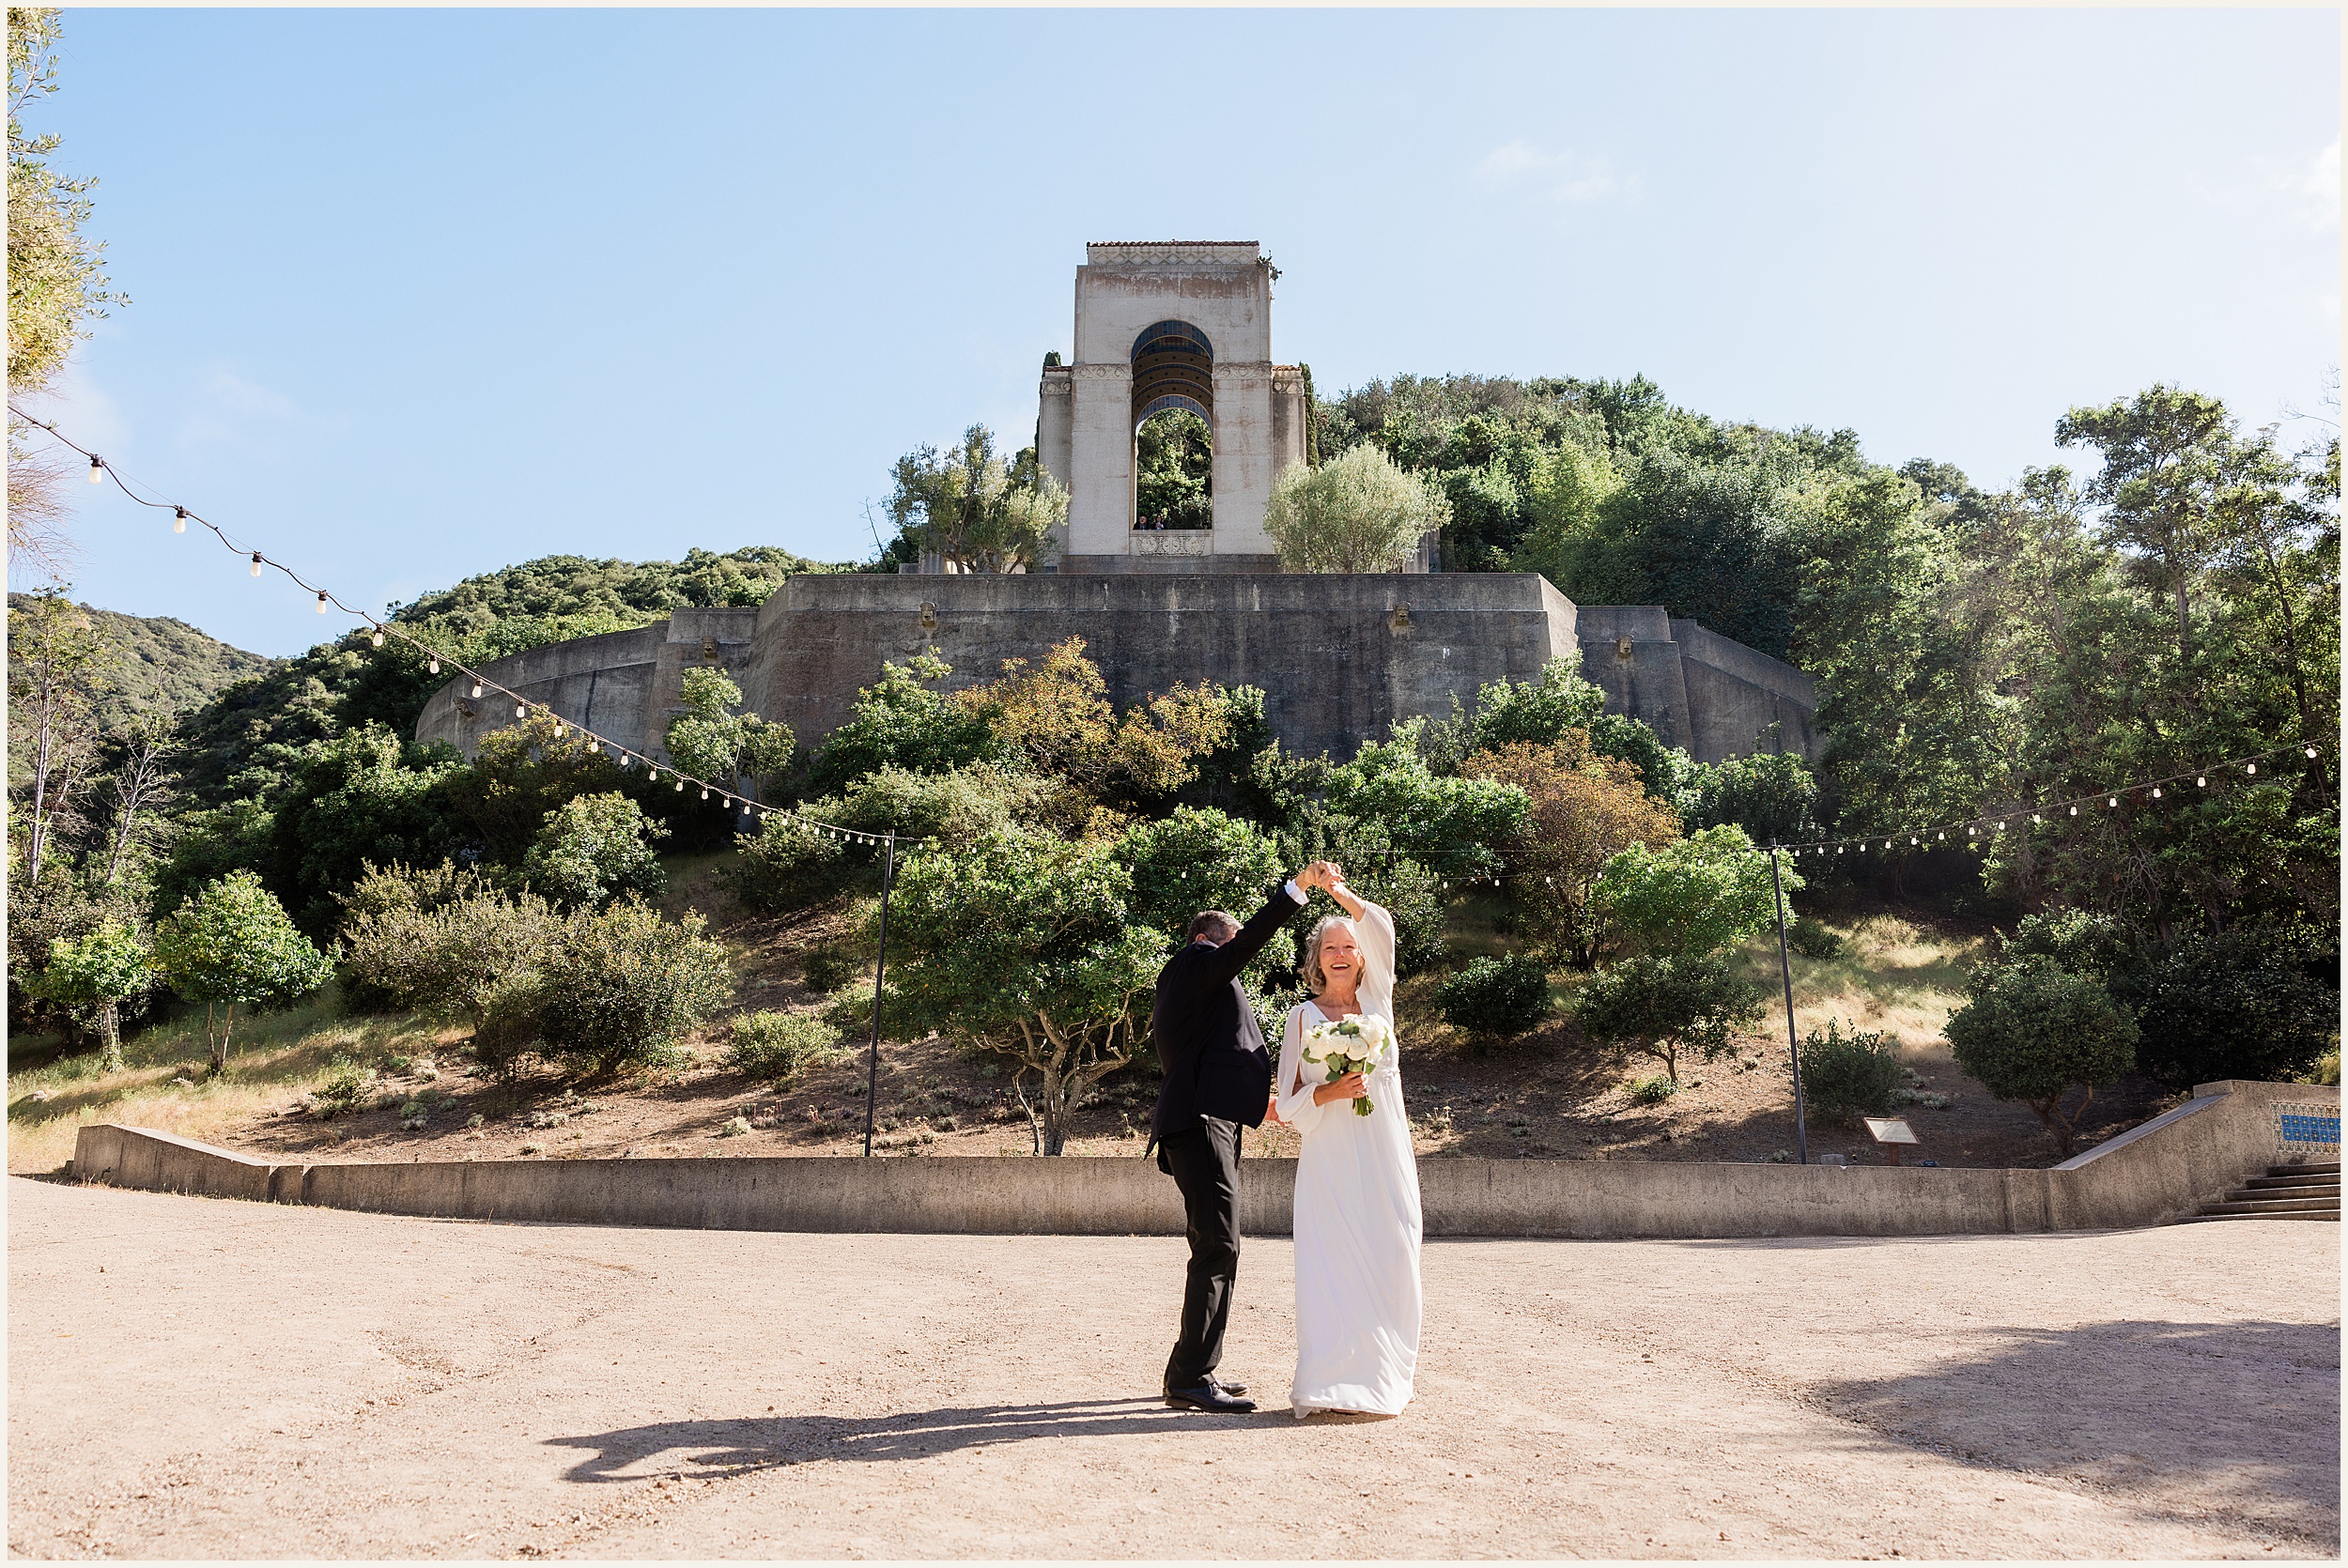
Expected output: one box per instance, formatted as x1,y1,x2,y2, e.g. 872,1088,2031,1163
729,814,851,915
521,792,667,910
1945,956,2138,1157
339,872,564,1077
662,666,796,794
526,899,735,1079
152,871,334,1070
311,1059,370,1118
1797,1020,1903,1123
2000,908,2138,982
1688,749,1823,848
1628,1073,1676,1105
1785,915,1844,959
806,653,1000,796
1435,954,1552,1048
2128,927,2339,1092
1575,951,1765,1083
727,1011,844,1083
801,945,864,994
828,763,1050,847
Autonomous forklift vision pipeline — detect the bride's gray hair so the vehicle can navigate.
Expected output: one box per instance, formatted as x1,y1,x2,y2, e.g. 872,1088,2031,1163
1301,915,1361,994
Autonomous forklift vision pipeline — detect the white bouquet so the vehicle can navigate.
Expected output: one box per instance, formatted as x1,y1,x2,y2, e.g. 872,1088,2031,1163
1302,1014,1394,1117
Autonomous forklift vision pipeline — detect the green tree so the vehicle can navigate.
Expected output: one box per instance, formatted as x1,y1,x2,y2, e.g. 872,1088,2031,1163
7,586,116,879
887,424,1066,573
2129,927,2339,1092
2057,385,2231,650
151,871,332,1070
1114,807,1297,1004
1263,445,1451,572
27,917,148,1070
661,666,796,792
8,7,126,572
1592,824,1786,961
805,653,1000,796
1463,735,1679,968
521,792,667,910
1944,955,2138,1157
1135,407,1213,528
1321,730,1528,874
1575,952,1764,1084
889,828,1166,1154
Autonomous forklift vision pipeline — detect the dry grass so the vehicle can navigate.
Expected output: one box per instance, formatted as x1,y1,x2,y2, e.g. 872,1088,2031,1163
7,993,461,1176
1734,912,1986,1057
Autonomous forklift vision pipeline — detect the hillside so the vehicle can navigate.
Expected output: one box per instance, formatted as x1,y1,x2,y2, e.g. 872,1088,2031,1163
6,592,279,728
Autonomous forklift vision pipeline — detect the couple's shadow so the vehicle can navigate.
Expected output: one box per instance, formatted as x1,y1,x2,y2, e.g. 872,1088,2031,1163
549,1395,1360,1482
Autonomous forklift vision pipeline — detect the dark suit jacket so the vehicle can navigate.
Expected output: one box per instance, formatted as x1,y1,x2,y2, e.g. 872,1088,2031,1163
1148,883,1305,1148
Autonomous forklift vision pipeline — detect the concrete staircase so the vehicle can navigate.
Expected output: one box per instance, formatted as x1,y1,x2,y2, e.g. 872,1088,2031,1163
2184,1162,2341,1222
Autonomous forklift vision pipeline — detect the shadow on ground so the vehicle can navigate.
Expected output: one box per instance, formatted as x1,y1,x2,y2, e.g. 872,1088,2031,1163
548,1397,1299,1481
1811,1317,2340,1543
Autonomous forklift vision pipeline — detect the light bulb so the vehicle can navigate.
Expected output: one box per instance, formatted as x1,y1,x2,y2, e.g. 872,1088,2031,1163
371,630,384,648
673,779,684,792
470,681,483,699
700,789,710,801
2151,787,2161,799
516,703,527,718
2197,776,2206,788
173,507,189,533
250,553,264,576
2068,805,2078,816
2031,813,2042,823
428,658,440,674
2108,796,2118,807
86,455,103,484
2307,746,2318,759
1910,835,1919,845
316,592,329,613
1967,825,1976,837
1936,831,1944,841
2246,762,2256,776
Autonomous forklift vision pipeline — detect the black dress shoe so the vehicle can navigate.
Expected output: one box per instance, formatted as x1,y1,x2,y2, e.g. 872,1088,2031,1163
1210,1376,1249,1397
1164,1381,1257,1413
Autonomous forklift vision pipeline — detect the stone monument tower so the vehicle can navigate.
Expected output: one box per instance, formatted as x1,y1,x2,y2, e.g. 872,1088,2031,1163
1037,241,1314,573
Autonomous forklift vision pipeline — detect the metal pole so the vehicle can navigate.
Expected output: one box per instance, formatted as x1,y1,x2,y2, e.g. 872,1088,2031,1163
1769,845,1810,1166
862,831,897,1158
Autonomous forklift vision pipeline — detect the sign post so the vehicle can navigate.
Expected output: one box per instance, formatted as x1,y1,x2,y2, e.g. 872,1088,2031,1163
1768,846,1810,1166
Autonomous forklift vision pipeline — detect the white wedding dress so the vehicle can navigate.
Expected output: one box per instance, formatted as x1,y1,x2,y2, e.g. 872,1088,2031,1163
1274,899,1424,1418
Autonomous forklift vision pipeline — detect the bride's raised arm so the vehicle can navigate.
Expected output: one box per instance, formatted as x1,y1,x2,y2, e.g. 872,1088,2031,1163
1274,1006,1326,1134
1325,879,1398,1006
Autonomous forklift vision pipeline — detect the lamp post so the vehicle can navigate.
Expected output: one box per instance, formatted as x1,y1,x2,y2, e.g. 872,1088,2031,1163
861,831,898,1158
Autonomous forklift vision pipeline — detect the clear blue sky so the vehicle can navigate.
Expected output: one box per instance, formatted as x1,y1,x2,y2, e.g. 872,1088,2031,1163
18,8,2340,658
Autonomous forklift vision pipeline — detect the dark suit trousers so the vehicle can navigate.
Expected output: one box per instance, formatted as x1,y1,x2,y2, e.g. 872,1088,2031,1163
1159,1116,1243,1388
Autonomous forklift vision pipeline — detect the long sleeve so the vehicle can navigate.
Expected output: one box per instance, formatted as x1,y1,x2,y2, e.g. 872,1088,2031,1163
1358,899,1398,1025
1274,1007,1328,1136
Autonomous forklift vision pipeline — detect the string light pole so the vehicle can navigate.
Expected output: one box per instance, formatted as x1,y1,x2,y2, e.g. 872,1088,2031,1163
1766,845,1810,1166
861,830,898,1158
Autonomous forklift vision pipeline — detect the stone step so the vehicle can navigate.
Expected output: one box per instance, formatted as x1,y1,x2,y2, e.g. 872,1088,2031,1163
2243,1173,2342,1193
2199,1196,2343,1217
2269,1161,2341,1176
2177,1212,2341,1222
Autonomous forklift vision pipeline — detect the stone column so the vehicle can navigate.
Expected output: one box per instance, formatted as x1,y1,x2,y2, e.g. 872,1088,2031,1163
1210,362,1278,559
1065,362,1133,561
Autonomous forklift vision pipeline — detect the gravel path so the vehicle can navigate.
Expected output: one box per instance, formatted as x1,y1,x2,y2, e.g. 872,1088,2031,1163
8,1176,2336,1559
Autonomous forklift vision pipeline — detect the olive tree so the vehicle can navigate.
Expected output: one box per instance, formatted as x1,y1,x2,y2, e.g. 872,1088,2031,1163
1263,445,1451,573
662,667,796,793
1944,955,2139,1157
151,871,333,1070
889,828,1166,1154
1575,951,1764,1084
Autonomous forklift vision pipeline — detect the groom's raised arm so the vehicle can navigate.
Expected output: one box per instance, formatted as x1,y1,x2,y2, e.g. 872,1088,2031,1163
1197,876,1309,988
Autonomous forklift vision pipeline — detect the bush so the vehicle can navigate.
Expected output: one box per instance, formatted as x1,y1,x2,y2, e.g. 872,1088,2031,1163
1593,824,1787,961
1786,915,1844,959
2129,927,2339,1092
1628,1073,1676,1105
524,900,735,1079
1797,1020,1902,1123
310,1059,370,1118
730,815,851,915
828,763,1050,848
2000,908,2138,982
1945,956,2137,1157
727,1011,844,1083
152,871,335,1070
1435,954,1552,1048
801,945,863,994
1263,444,1451,572
806,653,1000,796
521,792,667,910
1688,749,1822,848
338,867,564,1075
1575,951,1765,1083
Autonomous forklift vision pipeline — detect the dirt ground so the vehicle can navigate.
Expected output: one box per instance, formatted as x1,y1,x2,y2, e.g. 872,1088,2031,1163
8,1177,2336,1560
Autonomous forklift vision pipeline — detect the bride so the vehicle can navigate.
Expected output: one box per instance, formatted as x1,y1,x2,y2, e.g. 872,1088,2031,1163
1273,872,1424,1418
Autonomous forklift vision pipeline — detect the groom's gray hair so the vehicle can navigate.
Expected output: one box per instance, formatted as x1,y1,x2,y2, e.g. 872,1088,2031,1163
1187,910,1241,944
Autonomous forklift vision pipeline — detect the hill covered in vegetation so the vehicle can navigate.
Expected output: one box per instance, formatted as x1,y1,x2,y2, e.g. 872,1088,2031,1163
5,592,277,729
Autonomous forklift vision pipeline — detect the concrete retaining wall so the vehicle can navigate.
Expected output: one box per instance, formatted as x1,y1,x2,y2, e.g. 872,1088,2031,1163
69,1081,2335,1237
413,575,1822,769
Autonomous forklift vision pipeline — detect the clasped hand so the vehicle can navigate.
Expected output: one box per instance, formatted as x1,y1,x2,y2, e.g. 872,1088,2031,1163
1312,1070,1368,1108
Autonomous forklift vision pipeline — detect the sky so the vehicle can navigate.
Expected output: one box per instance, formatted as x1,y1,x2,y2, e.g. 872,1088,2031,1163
15,7,2340,658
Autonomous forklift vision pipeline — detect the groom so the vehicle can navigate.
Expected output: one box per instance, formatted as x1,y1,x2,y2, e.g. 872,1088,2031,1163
1148,859,1336,1414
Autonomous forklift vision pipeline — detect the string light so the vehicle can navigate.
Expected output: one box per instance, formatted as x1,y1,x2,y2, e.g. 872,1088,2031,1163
173,507,189,533
370,630,384,648
2246,762,2257,776
316,591,328,613
2107,796,2118,808
427,658,440,674
250,553,264,576
470,680,484,699
2151,787,2161,799
2197,776,2206,788
86,454,103,484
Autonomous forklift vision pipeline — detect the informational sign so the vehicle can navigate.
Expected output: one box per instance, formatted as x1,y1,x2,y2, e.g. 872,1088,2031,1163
1863,1117,1920,1145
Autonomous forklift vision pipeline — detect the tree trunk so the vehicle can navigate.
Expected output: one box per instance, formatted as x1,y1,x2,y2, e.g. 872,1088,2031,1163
207,1002,239,1073
97,999,122,1074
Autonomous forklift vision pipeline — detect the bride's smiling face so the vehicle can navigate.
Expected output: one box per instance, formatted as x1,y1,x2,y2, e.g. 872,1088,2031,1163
1317,926,1362,992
